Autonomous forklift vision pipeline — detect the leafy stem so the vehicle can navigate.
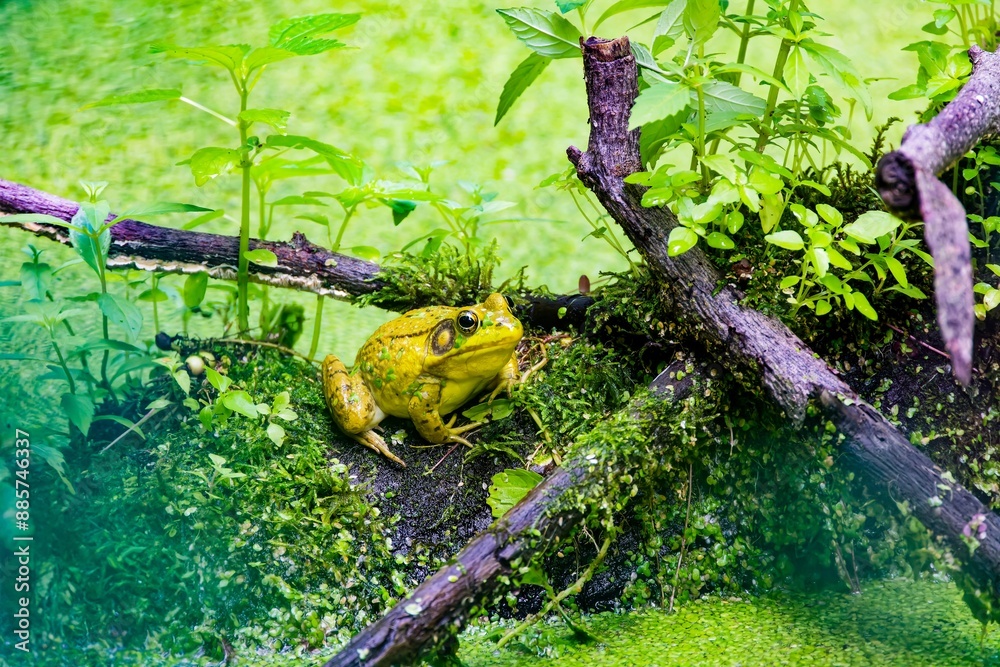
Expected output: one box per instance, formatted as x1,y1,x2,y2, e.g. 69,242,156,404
236,87,251,334
755,0,801,152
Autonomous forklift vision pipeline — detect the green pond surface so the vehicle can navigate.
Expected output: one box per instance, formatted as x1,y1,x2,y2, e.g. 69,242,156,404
456,579,1000,667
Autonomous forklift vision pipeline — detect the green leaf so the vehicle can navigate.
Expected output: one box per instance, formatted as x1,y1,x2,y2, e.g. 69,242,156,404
765,230,805,251
184,273,209,309
556,0,587,12
383,198,418,225
239,108,290,133
497,8,582,59
985,288,1000,311
0,213,84,232
69,203,111,277
842,210,901,244
779,275,800,289
826,246,853,270
187,147,241,186
182,209,226,230
205,366,231,393
93,414,146,440
222,390,260,418
884,256,908,287
759,193,783,233
814,300,832,316
83,89,182,109
593,1,671,31
852,291,878,320
244,47,298,72
702,81,766,116
266,422,286,447
98,293,143,340
814,204,842,226
463,398,515,422
652,0,687,54
347,245,381,262
629,81,692,129
62,393,95,436
265,135,366,186
495,52,552,125
245,248,278,267
748,168,783,195
174,370,191,395
784,47,809,99
667,226,699,255
268,13,360,55
810,247,829,277
487,468,544,518
800,41,872,119
705,232,734,249
683,0,720,47
19,262,51,301
110,201,213,225
150,43,249,74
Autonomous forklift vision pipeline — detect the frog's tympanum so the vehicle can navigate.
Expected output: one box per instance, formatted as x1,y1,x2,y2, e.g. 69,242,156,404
322,293,523,466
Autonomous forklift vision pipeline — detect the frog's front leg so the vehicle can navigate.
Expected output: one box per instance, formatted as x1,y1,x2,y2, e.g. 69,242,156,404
407,380,478,447
322,355,406,467
487,353,520,403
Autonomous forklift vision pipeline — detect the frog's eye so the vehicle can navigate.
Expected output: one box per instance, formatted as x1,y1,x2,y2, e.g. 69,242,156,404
457,311,479,334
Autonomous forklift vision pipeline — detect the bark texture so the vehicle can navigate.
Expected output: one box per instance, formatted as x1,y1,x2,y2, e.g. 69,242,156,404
566,34,1000,610
875,45,1000,383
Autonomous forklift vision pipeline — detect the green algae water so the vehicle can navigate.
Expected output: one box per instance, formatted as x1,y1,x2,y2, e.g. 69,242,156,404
457,580,1000,667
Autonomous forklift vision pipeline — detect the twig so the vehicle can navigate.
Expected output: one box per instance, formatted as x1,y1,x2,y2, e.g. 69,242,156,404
668,463,694,614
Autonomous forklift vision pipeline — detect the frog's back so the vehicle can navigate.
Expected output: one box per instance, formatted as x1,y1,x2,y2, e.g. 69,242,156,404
352,307,441,417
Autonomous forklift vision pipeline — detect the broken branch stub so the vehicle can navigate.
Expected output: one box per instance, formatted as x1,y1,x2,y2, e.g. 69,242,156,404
876,45,1000,383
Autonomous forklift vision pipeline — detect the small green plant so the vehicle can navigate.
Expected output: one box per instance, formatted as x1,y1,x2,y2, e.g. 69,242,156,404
765,205,930,319
84,14,369,335
891,1,998,116
2,183,207,438
973,263,1000,320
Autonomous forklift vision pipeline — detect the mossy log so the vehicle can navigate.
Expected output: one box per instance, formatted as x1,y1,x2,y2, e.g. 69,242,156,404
875,46,1000,383
565,34,1000,619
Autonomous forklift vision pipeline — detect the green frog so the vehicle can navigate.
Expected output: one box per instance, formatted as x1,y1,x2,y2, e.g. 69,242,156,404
322,293,523,466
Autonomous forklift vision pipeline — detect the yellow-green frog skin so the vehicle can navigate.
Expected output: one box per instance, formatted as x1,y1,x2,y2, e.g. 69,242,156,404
322,293,523,467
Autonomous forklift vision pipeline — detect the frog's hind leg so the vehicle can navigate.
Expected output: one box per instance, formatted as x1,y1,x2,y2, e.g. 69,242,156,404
322,355,405,467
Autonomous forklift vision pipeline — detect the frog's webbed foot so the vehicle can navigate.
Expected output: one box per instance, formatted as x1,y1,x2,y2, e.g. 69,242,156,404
351,430,406,467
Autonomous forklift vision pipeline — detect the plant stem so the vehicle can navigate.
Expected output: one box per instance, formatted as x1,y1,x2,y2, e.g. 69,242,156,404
151,274,160,335
308,294,325,361
50,337,76,394
94,233,111,389
236,88,251,335
332,206,357,253
498,533,613,648
755,0,801,152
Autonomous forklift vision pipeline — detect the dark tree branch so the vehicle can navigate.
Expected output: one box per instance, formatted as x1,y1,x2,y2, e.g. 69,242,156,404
875,45,1000,383
567,34,1000,610
0,178,387,302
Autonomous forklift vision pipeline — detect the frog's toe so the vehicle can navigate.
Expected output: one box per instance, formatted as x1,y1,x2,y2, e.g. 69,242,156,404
445,433,475,448
353,430,406,467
